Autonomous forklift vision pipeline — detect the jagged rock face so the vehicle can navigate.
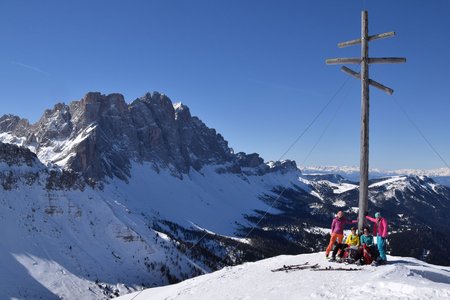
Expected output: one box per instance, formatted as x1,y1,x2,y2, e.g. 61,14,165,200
0,142,38,167
0,142,87,191
0,92,239,180
0,114,31,141
33,103,73,145
173,102,232,170
236,152,264,168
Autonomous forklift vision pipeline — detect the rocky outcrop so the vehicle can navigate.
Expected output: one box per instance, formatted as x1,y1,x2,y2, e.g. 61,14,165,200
0,114,32,141
0,142,38,167
0,142,87,190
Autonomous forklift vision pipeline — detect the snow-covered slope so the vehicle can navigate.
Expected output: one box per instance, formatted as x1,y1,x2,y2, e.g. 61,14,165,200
0,147,304,299
117,252,450,300
103,162,300,236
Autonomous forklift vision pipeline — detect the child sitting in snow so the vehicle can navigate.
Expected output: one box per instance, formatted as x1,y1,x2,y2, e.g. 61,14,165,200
330,227,359,262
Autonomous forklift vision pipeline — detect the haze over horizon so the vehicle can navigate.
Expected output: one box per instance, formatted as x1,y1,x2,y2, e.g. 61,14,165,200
1,0,449,170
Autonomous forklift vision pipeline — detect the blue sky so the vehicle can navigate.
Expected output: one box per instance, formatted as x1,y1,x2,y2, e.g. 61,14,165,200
0,0,449,170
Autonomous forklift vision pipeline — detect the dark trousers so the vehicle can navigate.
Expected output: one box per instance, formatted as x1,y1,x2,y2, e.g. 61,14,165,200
332,243,348,258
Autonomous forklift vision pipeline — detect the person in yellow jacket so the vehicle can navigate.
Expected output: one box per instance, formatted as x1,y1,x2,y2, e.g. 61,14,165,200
329,227,360,262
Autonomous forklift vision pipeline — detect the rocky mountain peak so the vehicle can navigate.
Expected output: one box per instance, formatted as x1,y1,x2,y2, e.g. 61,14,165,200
0,114,31,138
0,92,243,180
0,91,299,181
73,92,129,126
34,102,72,144
174,103,192,123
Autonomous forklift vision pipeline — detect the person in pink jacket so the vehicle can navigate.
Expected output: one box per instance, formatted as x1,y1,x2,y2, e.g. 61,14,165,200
365,212,388,264
325,211,357,258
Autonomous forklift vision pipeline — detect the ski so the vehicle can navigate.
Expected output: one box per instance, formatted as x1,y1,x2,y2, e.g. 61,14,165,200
271,263,319,272
311,266,361,271
271,262,308,272
280,263,319,272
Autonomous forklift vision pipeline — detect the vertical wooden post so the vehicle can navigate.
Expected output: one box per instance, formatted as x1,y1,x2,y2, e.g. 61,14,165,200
326,11,405,234
358,10,369,233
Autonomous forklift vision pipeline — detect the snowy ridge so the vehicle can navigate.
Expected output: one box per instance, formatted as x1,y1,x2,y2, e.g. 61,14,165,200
117,252,450,300
302,165,450,177
302,165,450,187
0,132,27,147
37,123,97,166
369,176,407,188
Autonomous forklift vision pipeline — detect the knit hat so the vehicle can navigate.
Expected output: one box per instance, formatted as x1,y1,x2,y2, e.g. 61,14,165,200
375,212,381,218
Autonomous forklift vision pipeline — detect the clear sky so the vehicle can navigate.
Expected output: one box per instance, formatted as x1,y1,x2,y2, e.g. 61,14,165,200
0,0,449,170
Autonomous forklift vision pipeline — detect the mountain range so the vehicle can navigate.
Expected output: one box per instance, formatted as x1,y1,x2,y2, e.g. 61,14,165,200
1,91,449,299
302,165,450,187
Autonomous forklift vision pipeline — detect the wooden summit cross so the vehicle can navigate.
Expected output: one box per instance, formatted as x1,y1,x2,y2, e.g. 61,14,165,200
326,11,406,233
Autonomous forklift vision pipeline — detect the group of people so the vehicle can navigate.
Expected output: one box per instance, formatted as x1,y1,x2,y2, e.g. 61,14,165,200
324,210,388,266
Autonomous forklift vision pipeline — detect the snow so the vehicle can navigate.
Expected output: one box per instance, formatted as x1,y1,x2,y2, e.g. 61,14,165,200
369,176,407,188
173,102,184,110
117,252,450,300
304,226,332,235
347,206,359,213
0,124,97,167
0,132,27,146
302,165,450,187
332,182,358,194
302,165,450,178
0,176,203,299
310,190,324,201
332,199,346,207
103,162,305,235
0,150,448,299
37,124,97,166
0,161,306,299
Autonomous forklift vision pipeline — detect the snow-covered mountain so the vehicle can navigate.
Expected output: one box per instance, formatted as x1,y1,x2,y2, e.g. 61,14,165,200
302,165,450,187
0,140,300,299
0,92,296,181
1,91,450,299
117,252,450,300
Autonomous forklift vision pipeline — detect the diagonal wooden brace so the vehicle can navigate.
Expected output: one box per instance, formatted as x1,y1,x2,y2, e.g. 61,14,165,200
341,66,394,95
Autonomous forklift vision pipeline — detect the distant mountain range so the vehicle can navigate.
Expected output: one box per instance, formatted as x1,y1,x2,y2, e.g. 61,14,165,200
302,166,450,187
1,91,449,299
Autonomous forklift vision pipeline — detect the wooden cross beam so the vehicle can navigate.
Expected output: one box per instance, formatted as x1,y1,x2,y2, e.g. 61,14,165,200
325,10,405,234
326,57,406,66
325,12,406,95
338,31,396,48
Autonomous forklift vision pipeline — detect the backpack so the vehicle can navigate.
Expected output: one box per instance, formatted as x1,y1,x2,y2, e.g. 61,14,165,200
343,246,359,264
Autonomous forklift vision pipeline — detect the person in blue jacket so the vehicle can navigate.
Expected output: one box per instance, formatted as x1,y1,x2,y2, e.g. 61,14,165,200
358,226,377,265
360,226,374,247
